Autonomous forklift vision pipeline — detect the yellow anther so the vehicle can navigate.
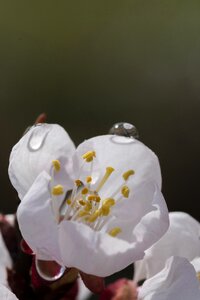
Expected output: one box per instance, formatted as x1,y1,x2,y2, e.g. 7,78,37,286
103,198,115,207
95,196,101,203
108,227,122,237
84,202,92,212
78,210,89,218
52,185,64,196
81,187,88,195
123,170,135,181
52,160,61,172
96,166,115,192
121,186,130,198
87,210,100,222
101,205,110,216
66,199,71,205
82,151,96,162
88,195,101,202
86,176,92,183
79,200,86,206
75,179,82,187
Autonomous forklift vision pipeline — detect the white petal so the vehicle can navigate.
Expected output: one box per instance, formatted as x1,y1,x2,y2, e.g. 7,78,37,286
134,212,200,281
191,257,200,273
138,256,200,300
77,278,92,300
73,135,162,193
17,171,63,265
58,183,169,277
9,123,75,199
0,284,19,300
0,232,12,286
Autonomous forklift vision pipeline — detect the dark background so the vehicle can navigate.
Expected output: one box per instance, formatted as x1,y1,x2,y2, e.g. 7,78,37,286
0,1,199,224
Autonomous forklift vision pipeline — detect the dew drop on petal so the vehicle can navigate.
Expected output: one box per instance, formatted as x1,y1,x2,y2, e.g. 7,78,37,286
27,124,50,152
110,135,136,145
35,259,66,281
109,122,139,139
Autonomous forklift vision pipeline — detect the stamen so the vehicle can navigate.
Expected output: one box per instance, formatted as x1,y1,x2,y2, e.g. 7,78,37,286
101,205,110,216
84,202,92,212
88,195,101,202
108,227,122,237
86,176,92,183
82,151,96,162
66,199,71,205
121,186,130,198
79,200,86,206
96,167,115,192
78,210,89,218
81,187,89,195
103,198,115,207
52,160,61,172
52,185,64,196
123,170,135,181
87,210,101,222
75,179,82,187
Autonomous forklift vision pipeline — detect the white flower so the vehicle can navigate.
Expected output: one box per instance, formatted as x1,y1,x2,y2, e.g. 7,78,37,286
9,124,169,276
138,256,200,300
134,212,200,282
0,284,18,300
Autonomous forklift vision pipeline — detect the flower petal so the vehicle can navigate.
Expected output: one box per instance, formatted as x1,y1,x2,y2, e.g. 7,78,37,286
17,171,62,264
9,123,75,199
138,256,200,300
0,284,19,300
134,212,200,281
0,231,12,286
58,183,168,277
73,135,162,193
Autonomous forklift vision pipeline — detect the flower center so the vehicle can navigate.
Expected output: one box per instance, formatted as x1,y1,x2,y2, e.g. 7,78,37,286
50,152,135,238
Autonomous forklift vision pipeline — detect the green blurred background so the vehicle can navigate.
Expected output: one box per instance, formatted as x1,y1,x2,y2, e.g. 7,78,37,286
0,0,199,223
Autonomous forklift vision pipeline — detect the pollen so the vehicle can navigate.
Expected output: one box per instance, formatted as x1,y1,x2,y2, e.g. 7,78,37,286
103,198,115,207
123,170,135,181
82,187,89,195
52,185,64,196
52,160,61,172
108,227,122,237
82,151,96,162
84,202,92,212
87,210,101,222
79,200,86,206
121,186,130,198
88,195,101,202
66,199,71,205
86,176,92,183
78,210,89,218
75,179,82,187
101,204,110,216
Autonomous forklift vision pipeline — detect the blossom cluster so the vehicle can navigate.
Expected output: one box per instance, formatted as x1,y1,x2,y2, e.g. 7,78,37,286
0,120,198,300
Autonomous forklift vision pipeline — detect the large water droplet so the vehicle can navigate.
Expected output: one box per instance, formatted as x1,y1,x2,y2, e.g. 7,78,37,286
109,122,139,139
35,259,66,281
27,124,50,152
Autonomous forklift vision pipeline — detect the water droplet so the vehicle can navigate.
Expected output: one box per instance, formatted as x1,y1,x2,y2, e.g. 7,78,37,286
35,259,66,281
109,122,139,139
110,135,136,144
27,124,50,152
